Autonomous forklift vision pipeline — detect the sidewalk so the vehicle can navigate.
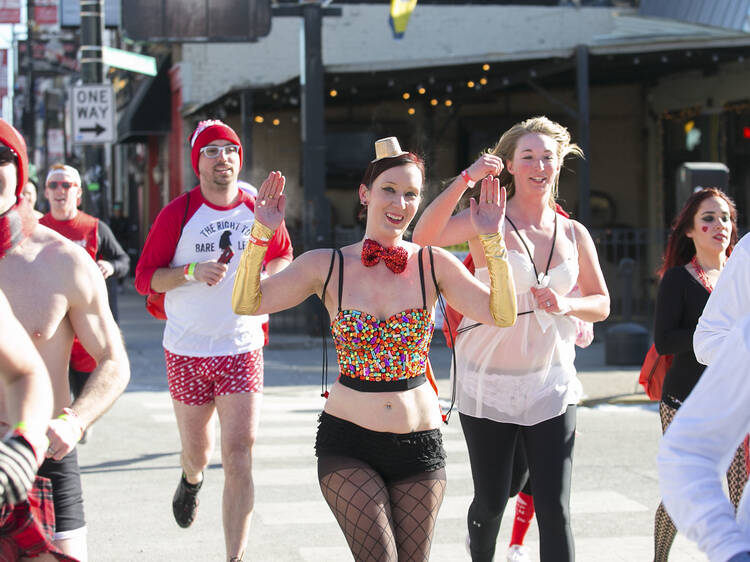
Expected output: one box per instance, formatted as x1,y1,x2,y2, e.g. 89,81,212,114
117,282,651,406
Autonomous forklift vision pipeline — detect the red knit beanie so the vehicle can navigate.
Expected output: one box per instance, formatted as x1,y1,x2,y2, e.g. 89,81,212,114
189,120,243,177
0,119,29,200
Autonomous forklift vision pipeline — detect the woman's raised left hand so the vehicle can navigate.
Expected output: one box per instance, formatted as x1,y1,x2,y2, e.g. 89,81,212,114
254,171,286,231
469,176,506,235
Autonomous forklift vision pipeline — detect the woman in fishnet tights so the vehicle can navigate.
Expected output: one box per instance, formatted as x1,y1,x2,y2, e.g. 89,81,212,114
232,137,516,561
652,188,746,561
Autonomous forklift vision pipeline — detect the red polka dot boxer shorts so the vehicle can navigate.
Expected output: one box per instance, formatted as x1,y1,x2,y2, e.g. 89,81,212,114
164,349,264,405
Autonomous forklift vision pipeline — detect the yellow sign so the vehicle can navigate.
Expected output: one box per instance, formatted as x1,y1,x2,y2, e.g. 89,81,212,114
390,0,417,38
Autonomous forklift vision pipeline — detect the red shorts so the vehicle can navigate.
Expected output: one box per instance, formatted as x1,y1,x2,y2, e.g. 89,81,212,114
164,349,264,406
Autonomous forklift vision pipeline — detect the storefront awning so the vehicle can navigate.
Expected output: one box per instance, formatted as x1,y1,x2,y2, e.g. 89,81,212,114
117,59,171,144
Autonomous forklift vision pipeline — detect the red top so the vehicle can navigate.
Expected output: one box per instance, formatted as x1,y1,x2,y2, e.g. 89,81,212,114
40,212,100,373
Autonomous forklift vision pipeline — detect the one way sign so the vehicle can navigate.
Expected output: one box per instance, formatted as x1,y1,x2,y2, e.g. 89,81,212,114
71,85,115,144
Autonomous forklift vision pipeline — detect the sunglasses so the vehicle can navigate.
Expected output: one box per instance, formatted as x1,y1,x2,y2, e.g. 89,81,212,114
0,146,17,166
199,145,240,158
47,181,77,190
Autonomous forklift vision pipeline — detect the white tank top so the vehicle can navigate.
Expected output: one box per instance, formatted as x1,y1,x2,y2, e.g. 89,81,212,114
454,218,582,425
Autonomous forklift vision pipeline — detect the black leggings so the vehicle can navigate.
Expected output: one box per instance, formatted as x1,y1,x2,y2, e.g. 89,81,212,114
460,406,576,562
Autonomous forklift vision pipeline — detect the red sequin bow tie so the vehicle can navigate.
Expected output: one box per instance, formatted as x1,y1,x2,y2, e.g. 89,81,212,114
361,239,408,274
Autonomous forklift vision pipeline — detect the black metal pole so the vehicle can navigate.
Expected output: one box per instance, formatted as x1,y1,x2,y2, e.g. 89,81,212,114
80,0,107,220
575,44,591,227
300,3,330,250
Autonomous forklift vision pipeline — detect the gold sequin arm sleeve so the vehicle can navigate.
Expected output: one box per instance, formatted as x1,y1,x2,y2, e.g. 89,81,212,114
478,232,517,327
232,221,275,315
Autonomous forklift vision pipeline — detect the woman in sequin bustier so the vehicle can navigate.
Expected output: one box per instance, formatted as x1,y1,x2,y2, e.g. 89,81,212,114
413,116,610,562
232,136,516,561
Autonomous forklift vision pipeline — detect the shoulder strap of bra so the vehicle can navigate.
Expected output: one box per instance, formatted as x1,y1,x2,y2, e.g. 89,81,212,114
428,246,440,301
336,248,343,312
418,247,427,309
321,248,337,309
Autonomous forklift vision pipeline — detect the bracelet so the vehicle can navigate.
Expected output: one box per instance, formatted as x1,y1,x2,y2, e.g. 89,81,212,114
59,408,84,441
461,169,475,188
183,262,197,281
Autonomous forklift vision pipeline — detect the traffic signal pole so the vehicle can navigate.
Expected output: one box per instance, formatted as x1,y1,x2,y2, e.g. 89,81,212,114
79,0,107,220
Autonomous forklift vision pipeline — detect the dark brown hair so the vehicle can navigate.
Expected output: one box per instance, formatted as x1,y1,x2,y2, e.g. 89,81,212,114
358,152,425,220
658,187,738,278
360,152,425,189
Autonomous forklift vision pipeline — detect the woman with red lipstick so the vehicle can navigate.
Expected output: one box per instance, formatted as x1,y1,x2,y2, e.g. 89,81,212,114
652,187,742,561
413,116,610,562
232,137,517,561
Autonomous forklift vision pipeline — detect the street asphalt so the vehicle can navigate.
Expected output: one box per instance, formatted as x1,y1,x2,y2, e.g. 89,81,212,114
74,284,707,561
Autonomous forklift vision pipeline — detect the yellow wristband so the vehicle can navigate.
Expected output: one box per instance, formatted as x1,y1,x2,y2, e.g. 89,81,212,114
59,408,84,441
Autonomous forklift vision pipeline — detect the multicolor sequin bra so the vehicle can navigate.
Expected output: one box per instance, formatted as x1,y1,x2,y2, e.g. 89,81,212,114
324,247,434,392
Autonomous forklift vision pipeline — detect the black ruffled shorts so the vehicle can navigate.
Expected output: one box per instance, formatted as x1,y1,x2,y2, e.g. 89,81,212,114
314,411,447,483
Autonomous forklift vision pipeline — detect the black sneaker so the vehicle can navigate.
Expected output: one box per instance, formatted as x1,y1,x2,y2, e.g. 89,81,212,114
172,472,203,528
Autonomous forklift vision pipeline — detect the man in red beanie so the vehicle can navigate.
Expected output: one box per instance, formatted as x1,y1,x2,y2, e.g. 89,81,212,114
135,119,293,562
0,118,130,561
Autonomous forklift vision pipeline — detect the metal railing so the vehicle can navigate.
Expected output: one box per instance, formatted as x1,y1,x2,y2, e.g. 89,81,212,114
590,228,660,324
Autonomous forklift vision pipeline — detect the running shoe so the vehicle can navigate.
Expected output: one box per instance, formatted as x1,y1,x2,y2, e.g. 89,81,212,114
507,544,531,562
172,472,203,528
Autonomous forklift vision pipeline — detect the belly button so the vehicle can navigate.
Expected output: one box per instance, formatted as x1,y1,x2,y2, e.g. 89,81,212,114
385,402,392,410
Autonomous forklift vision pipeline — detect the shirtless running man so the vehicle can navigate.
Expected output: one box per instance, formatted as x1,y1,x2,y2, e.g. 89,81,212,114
0,119,130,561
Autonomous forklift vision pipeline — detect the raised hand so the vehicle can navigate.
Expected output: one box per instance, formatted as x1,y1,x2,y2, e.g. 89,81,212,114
469,176,506,235
465,154,503,186
254,171,286,231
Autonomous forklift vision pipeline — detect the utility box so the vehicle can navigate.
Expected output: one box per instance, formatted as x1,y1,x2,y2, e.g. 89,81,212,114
676,162,729,210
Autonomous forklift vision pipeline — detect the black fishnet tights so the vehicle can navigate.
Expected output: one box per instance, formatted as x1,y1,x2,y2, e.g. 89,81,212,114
654,401,749,561
318,457,446,562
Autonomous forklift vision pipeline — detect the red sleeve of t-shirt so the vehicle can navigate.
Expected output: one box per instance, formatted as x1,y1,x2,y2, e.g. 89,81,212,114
134,188,201,295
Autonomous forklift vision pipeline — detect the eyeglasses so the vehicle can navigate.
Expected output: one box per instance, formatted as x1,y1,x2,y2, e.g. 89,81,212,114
0,146,17,166
199,145,240,158
47,181,76,190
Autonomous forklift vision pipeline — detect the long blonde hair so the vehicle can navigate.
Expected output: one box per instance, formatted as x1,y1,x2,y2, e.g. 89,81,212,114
489,116,583,206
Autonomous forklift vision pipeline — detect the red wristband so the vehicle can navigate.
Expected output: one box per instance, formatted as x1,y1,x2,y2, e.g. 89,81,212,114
250,236,272,247
461,169,475,188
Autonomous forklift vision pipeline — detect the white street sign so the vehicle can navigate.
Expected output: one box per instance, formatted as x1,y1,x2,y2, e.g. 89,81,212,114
71,85,115,144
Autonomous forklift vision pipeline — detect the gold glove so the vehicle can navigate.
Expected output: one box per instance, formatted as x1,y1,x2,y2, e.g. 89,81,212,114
478,231,517,327
232,221,275,315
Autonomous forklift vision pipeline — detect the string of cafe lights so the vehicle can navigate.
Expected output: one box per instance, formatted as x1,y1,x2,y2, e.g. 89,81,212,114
249,49,746,126
400,63,490,117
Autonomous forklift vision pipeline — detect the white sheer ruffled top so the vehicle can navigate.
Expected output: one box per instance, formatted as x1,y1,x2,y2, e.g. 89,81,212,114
455,216,582,426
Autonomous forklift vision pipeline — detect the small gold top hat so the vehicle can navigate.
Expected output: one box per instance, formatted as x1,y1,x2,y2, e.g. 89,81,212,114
372,136,408,162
